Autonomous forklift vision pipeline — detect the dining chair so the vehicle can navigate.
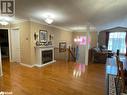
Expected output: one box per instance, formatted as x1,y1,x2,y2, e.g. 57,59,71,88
119,61,126,93
116,56,127,93
116,56,120,76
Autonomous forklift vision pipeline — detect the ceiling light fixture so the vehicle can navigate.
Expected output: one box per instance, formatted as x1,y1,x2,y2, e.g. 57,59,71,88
0,20,9,25
43,13,55,24
44,17,54,24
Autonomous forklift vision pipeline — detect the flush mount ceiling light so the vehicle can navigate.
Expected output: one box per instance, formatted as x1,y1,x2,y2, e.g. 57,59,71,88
0,20,9,25
42,13,55,24
44,17,54,24
0,16,13,25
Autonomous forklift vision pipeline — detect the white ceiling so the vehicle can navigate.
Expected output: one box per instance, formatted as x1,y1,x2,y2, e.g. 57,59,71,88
14,0,127,31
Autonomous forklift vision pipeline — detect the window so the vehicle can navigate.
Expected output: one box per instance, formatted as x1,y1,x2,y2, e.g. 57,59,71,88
108,32,126,54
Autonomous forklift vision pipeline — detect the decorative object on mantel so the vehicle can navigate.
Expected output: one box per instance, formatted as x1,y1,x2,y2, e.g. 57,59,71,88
59,42,66,52
39,30,48,43
36,41,41,46
47,41,52,46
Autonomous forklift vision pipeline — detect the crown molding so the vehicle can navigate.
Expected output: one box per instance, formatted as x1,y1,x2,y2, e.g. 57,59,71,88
29,18,73,32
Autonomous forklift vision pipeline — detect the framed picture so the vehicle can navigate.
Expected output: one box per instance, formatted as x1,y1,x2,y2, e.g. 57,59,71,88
39,30,47,42
59,42,66,52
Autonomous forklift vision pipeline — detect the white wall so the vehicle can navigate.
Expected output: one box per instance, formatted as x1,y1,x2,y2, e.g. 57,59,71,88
11,21,31,65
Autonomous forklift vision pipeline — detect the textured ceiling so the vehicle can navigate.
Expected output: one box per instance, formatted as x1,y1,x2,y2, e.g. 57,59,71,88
14,0,127,31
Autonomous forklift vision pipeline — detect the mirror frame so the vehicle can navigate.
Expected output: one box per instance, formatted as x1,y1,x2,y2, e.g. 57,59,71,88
39,30,48,43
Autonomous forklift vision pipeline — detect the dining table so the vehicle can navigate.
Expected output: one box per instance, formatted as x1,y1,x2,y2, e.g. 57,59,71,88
106,55,127,75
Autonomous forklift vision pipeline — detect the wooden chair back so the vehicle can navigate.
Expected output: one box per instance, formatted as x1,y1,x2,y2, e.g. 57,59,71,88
116,56,120,76
119,61,125,92
116,56,125,93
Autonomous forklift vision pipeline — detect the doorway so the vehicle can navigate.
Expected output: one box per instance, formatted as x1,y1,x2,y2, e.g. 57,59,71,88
0,29,9,59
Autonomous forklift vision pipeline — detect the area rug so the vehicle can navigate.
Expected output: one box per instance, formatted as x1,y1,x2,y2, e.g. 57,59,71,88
107,74,117,95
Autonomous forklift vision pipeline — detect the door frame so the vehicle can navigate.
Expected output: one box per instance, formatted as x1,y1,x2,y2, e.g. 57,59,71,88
0,27,21,63
0,28,11,62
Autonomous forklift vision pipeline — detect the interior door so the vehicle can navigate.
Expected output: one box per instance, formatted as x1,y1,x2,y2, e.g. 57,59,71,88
11,29,21,63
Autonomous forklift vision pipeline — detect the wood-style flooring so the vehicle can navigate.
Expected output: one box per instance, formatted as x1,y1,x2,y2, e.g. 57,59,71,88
0,59,105,95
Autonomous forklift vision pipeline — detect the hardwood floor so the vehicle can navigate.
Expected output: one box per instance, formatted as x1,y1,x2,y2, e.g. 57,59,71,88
0,59,105,95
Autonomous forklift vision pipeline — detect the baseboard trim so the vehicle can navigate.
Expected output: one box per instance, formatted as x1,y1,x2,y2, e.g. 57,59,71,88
35,60,56,67
20,63,34,68
20,60,56,68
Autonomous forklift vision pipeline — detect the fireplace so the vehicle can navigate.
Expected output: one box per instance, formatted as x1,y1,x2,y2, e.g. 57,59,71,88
42,50,53,64
35,46,55,67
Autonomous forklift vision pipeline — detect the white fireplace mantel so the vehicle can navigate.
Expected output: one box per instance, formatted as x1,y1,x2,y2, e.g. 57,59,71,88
35,46,56,67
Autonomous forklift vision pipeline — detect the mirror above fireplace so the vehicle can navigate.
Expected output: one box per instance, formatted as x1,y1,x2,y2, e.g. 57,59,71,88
39,30,48,43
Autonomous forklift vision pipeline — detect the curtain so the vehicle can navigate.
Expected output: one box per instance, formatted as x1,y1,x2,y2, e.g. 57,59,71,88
108,32,126,54
105,32,109,48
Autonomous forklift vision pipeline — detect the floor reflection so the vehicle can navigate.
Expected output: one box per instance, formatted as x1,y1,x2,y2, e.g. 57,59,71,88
73,63,85,78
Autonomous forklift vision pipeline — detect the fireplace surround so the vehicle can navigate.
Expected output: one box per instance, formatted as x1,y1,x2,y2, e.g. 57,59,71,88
35,46,56,67
42,50,53,64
